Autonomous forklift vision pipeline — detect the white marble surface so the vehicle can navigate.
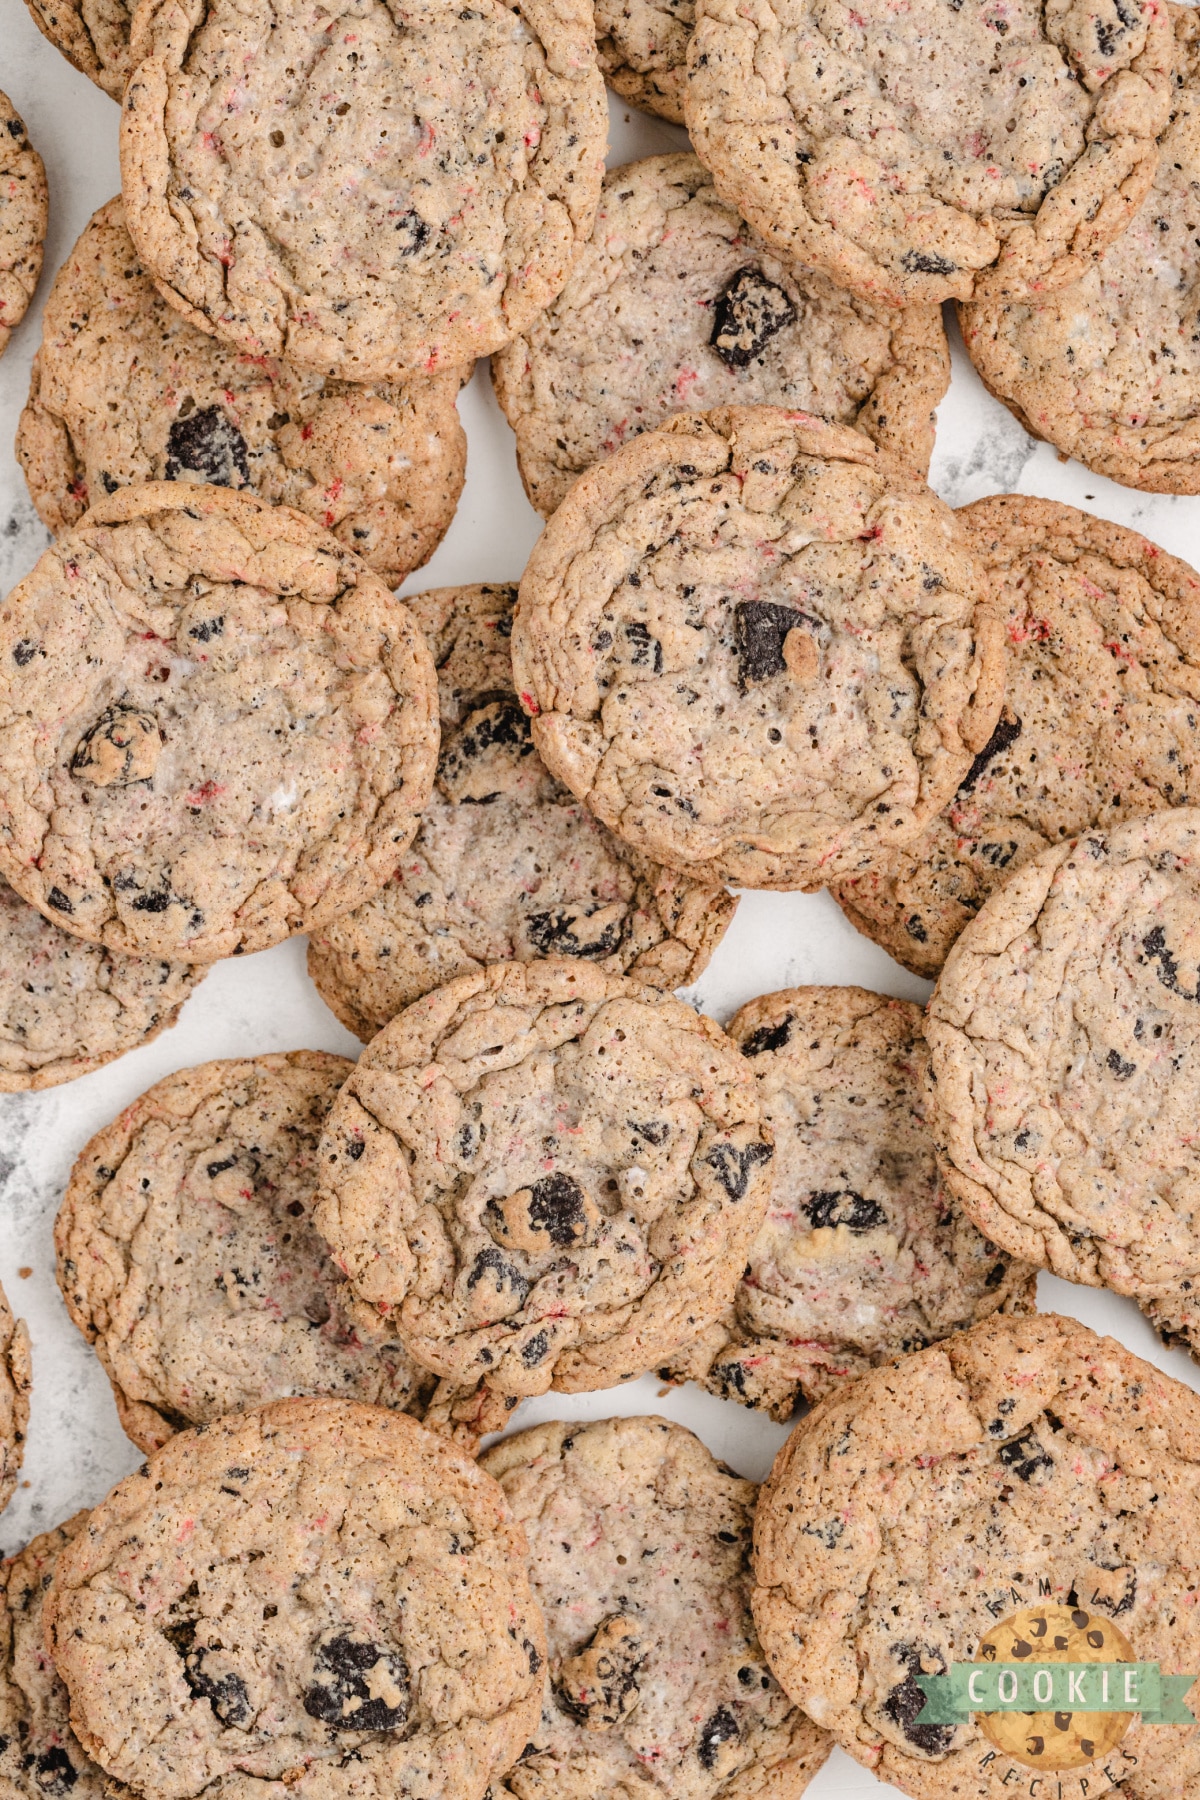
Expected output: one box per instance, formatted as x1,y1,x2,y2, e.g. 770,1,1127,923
2,8,1200,1792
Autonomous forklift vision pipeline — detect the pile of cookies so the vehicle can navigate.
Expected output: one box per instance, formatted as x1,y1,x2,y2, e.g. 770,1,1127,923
2,0,1200,1791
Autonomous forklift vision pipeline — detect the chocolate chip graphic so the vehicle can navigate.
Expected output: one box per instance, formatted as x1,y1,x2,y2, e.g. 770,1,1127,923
705,1139,773,1200
741,1016,792,1057
304,1631,409,1731
711,267,797,366
1080,1738,1095,1756
1026,1736,1045,1757
166,406,250,487
1011,1639,1033,1659
1072,1610,1090,1629
1087,1630,1105,1648
803,1188,888,1232
733,601,820,687
1055,1711,1073,1731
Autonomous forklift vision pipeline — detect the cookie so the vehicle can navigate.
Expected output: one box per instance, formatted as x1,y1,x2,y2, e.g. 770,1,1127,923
752,1313,1200,1800
0,873,202,1091
481,1415,833,1800
511,406,1005,890
45,1398,546,1800
0,1515,106,1799
683,0,1175,308
959,8,1200,491
0,93,47,361
119,0,607,381
491,155,950,517
54,1052,453,1453
833,496,1200,978
926,808,1200,1355
21,0,132,100
0,1285,29,1519
0,481,438,961
662,987,1037,1419
17,199,468,589
595,0,694,121
307,583,737,1040
313,958,773,1396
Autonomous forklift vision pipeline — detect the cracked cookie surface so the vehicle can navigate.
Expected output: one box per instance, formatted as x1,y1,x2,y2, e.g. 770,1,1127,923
21,0,133,98
663,987,1036,1419
683,0,1175,307
307,583,736,1039
753,1313,1200,1800
594,0,694,119
511,407,1004,890
119,0,607,380
18,199,467,589
927,807,1200,1354
313,959,772,1396
0,92,46,360
481,1415,832,1800
0,482,438,961
833,496,1200,977
492,155,949,517
46,1398,546,1800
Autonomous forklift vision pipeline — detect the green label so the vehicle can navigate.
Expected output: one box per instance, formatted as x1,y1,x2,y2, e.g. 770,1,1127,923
914,1662,1197,1726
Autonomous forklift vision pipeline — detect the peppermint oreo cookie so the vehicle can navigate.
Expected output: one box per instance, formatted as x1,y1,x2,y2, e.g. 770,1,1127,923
0,1284,28,1519
0,93,46,360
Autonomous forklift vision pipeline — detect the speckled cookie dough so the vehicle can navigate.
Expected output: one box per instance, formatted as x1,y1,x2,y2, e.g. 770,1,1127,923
595,0,694,121
753,1313,1200,1800
54,1052,452,1454
511,407,1005,890
927,808,1200,1356
662,987,1036,1419
307,583,737,1040
119,0,607,381
0,481,438,962
959,8,1200,491
0,874,202,1091
481,1416,833,1800
683,0,1175,308
491,156,950,516
833,496,1200,978
0,93,47,361
0,1515,106,1799
21,0,133,99
46,1398,546,1800
0,1287,29,1520
313,959,773,1396
17,199,468,589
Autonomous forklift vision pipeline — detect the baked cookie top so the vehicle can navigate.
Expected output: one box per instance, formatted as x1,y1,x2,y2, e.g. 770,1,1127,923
119,0,607,381
55,1052,444,1454
833,496,1200,977
663,986,1036,1419
21,0,133,99
307,583,737,1040
927,808,1200,1353
0,92,47,359
481,1415,832,1800
0,1515,106,1800
0,482,438,961
313,959,773,1396
511,407,1004,890
959,8,1200,492
0,873,201,1091
753,1314,1200,1800
492,155,950,517
683,0,1175,307
46,1399,546,1800
0,1284,29,1519
595,0,694,121
18,198,467,590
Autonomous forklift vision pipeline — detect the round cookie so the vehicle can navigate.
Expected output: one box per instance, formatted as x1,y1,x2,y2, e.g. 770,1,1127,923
959,9,1200,491
662,987,1036,1419
0,1514,106,1800
21,0,132,100
511,406,1005,890
54,1052,447,1453
312,959,774,1396
307,583,737,1040
0,1285,29,1519
0,873,202,1091
683,0,1175,308
481,1415,833,1800
752,1313,1200,1800
595,0,693,121
492,155,950,517
119,0,607,381
0,481,438,962
45,1398,547,1800
926,807,1200,1354
17,199,468,589
833,496,1200,978
0,93,47,360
